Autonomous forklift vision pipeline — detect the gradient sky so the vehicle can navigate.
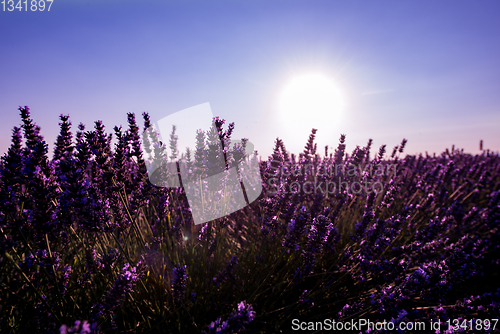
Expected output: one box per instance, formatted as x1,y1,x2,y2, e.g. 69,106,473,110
1,0,499,160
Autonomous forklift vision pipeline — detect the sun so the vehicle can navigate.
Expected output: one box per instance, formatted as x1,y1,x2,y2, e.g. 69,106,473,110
279,72,344,126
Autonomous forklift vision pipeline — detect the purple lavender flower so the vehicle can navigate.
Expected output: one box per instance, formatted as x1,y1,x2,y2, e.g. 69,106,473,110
198,223,208,241
127,112,148,181
90,262,142,322
59,320,99,334
53,114,74,161
213,256,238,287
171,264,187,302
282,205,310,252
204,301,255,334
299,289,314,306
0,127,24,237
299,215,333,278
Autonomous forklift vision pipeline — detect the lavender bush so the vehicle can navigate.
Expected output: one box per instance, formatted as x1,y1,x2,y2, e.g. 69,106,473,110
0,106,499,333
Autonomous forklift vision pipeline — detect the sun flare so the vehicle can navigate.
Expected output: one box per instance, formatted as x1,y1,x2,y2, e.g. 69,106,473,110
279,72,344,126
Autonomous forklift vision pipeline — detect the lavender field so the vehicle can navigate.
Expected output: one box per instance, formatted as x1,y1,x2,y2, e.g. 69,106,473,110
1,106,499,333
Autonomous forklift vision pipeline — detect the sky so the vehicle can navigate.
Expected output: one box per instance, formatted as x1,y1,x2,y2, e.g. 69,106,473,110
1,0,499,161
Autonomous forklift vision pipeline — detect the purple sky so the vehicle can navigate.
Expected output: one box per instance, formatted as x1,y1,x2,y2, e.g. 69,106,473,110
1,0,499,160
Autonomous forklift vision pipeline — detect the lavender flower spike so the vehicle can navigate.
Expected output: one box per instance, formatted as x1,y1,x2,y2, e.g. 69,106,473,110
172,264,188,302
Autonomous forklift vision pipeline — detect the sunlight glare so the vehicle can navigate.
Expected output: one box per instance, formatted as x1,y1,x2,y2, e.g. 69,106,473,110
279,72,344,126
